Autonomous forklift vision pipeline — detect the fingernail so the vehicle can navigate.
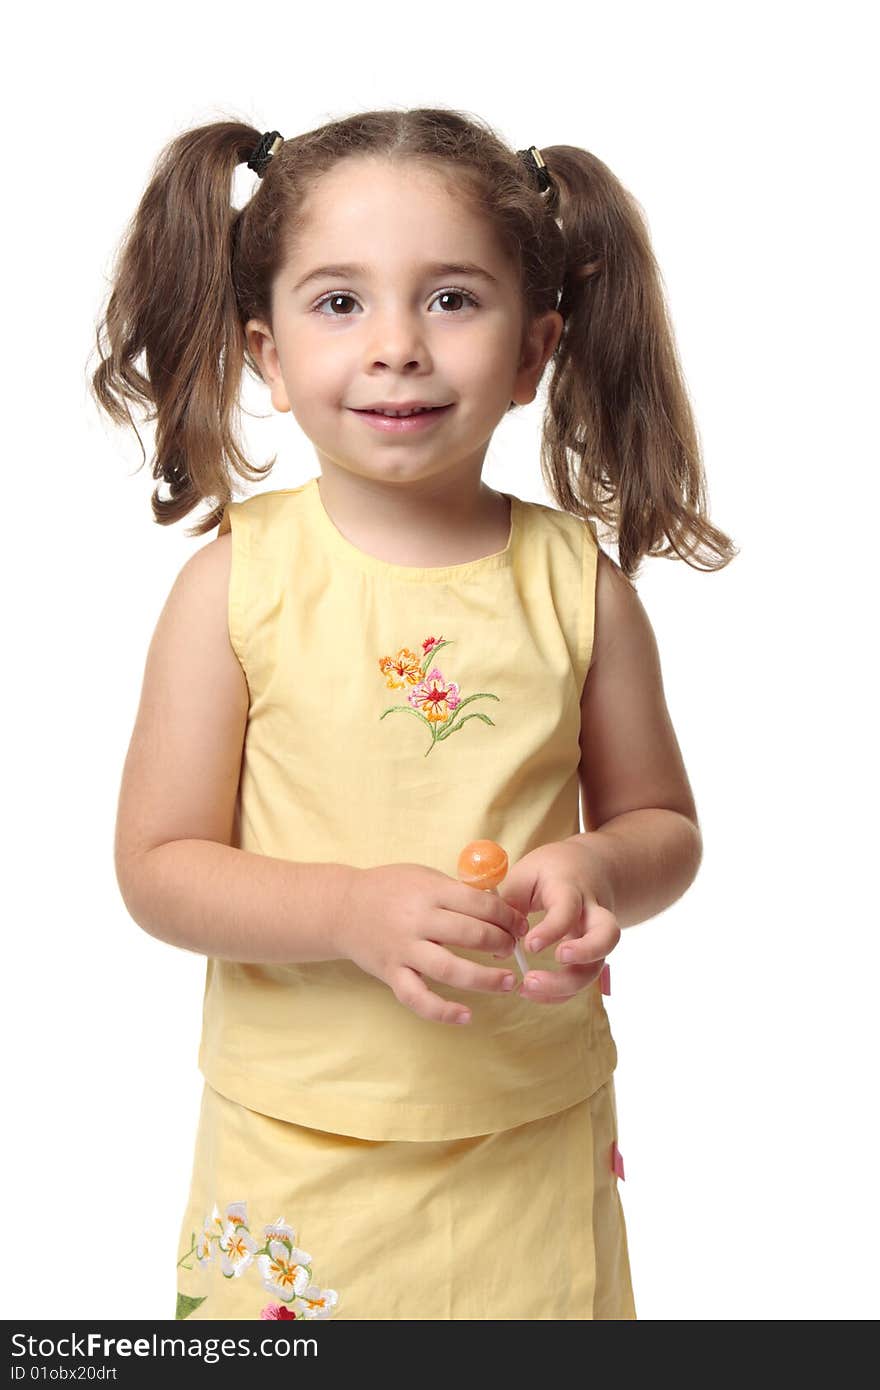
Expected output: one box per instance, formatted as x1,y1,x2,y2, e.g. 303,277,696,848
560,947,574,962
529,938,543,953
501,974,515,991
524,975,539,990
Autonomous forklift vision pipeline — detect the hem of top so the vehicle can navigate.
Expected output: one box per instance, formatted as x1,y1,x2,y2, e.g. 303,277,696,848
304,475,520,583
224,495,250,688
579,516,599,689
197,1042,618,1142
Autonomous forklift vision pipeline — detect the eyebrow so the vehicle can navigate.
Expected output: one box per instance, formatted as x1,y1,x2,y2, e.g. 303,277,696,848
291,261,501,292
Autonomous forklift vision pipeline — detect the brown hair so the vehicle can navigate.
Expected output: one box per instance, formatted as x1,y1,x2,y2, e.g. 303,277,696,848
89,107,737,578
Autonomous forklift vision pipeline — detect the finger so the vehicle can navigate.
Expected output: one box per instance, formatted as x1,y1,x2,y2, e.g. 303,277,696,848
554,904,620,964
518,961,605,1003
393,966,474,1026
459,887,529,941
523,883,586,953
417,941,518,996
431,912,523,959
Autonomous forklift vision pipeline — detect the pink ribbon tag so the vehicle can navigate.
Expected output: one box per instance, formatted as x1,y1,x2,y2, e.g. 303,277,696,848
610,1141,625,1180
600,963,611,995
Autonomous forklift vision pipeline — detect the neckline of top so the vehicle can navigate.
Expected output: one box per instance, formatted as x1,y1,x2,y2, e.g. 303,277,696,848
306,475,519,582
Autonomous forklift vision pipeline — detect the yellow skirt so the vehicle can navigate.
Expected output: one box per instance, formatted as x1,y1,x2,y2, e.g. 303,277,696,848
175,1078,636,1321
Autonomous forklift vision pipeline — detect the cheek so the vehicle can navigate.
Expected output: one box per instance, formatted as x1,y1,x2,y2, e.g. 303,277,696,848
284,353,344,412
451,319,520,379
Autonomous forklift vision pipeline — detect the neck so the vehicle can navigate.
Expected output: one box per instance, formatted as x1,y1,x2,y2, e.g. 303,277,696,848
314,458,511,567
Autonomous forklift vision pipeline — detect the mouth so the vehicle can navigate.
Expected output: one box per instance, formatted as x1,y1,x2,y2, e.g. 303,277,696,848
352,404,452,416
349,403,455,433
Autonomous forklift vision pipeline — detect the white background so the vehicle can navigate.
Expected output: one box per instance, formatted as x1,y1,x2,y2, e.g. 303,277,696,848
3,0,876,1321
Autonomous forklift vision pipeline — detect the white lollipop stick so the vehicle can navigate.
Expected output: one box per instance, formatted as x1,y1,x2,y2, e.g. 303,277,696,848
488,885,530,979
456,840,529,982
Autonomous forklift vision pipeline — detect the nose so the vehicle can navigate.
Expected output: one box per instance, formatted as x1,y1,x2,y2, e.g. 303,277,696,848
365,305,430,371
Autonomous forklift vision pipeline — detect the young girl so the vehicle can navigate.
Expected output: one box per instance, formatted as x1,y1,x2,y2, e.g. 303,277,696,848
92,107,735,1321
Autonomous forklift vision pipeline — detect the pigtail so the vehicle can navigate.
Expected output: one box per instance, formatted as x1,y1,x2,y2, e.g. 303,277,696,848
540,146,737,579
89,121,275,536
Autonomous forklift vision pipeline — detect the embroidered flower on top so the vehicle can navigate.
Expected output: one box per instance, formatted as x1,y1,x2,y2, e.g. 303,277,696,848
378,635,499,756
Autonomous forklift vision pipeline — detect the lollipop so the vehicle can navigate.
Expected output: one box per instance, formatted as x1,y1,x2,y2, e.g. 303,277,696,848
457,839,529,980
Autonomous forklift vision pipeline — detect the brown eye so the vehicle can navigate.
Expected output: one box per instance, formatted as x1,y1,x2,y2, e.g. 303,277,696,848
315,293,358,316
429,289,479,313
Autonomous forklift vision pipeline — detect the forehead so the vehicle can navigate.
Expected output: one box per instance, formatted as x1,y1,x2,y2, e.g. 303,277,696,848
293,157,509,269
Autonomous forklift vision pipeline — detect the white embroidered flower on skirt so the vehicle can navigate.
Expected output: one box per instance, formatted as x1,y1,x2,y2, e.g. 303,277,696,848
203,1204,226,1242
198,1200,251,1270
263,1216,297,1246
257,1239,312,1300
293,1284,340,1319
180,1201,339,1318
219,1221,260,1278
204,1200,248,1240
195,1230,213,1267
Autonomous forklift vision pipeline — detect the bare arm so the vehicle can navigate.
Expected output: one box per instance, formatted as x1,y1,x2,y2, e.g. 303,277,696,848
115,534,355,963
122,842,356,963
565,550,703,929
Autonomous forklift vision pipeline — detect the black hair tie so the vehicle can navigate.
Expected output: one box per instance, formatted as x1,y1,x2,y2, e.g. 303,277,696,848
516,145,553,193
245,130,284,177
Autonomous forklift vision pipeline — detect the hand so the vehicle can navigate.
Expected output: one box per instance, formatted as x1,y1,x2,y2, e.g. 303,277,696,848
495,840,620,1004
337,863,530,1026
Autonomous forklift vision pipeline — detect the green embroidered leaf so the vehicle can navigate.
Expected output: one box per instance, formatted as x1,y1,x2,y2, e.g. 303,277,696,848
176,1292,206,1320
176,1233,197,1270
380,705,432,727
435,711,497,742
450,692,500,711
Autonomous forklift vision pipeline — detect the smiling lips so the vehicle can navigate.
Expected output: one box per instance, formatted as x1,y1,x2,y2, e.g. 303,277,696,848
355,401,450,413
351,403,454,433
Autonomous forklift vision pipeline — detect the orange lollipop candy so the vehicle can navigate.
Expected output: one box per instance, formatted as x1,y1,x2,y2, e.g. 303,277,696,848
457,839,529,979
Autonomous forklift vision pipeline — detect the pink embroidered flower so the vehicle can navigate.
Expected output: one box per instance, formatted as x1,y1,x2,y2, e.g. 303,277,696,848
260,1303,297,1319
408,668,462,724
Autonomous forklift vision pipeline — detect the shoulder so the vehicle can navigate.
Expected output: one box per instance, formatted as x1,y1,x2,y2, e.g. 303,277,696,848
217,484,311,538
592,548,657,665
175,528,232,600
522,501,647,653
589,546,661,679
157,530,232,639
577,544,699,830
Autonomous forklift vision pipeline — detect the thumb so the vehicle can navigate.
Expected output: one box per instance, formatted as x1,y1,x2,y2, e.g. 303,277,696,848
494,862,541,922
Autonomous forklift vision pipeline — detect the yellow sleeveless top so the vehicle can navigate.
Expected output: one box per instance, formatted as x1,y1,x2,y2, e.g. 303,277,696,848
200,476,617,1140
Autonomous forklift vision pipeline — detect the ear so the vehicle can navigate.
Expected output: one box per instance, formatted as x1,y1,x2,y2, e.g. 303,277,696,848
511,310,564,407
244,317,292,414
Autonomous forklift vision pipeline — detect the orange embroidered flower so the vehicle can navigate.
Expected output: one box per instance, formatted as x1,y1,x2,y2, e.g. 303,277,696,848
378,647,423,689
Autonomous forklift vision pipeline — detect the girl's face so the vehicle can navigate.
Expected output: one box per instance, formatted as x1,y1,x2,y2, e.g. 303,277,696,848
245,156,562,487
